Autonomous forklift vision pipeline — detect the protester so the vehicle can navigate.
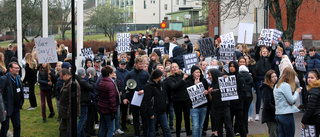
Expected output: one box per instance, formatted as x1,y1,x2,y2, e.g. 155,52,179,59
149,37,159,56
184,35,193,53
271,46,283,76
0,62,24,137
261,70,278,137
23,53,38,110
274,67,301,137
4,44,14,68
57,44,68,61
148,52,160,74
171,46,185,69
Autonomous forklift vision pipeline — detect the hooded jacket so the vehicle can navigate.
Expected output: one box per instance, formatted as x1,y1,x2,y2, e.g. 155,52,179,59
307,52,320,73
301,79,320,124
38,68,56,91
239,65,254,98
171,46,185,69
166,70,190,102
125,68,150,102
228,61,246,110
261,83,276,123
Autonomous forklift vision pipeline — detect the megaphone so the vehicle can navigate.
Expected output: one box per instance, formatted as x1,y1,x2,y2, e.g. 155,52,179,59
126,79,137,90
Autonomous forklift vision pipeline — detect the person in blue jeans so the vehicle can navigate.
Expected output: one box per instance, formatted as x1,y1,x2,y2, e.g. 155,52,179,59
186,66,209,137
273,67,301,137
144,69,172,137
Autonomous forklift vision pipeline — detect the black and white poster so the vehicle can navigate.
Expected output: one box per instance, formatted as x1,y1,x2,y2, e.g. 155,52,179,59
301,125,316,137
272,29,283,44
183,53,199,74
23,87,29,99
220,32,235,45
258,29,273,46
117,33,131,53
198,37,215,57
294,41,303,57
295,55,306,72
219,33,235,62
81,47,94,61
223,64,229,74
152,47,165,58
187,82,208,108
218,75,238,101
204,65,219,78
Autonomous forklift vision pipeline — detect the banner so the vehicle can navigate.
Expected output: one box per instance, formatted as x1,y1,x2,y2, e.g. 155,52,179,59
117,33,131,53
183,53,199,74
258,29,273,46
152,47,165,57
294,41,303,57
198,37,215,57
81,47,94,61
295,55,306,72
35,37,58,64
169,43,178,58
272,29,283,44
238,23,254,44
218,75,238,101
301,125,316,137
187,82,208,108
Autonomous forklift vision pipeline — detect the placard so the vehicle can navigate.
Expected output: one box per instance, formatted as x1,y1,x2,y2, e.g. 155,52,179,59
220,32,235,45
295,55,306,72
301,125,316,137
152,47,165,57
183,53,199,74
258,29,273,46
35,37,58,64
131,91,144,107
272,29,283,44
23,87,29,99
204,65,219,78
117,33,131,53
81,47,94,61
218,75,238,101
219,32,235,62
198,37,215,57
238,23,254,44
294,41,303,57
169,43,178,58
187,82,208,108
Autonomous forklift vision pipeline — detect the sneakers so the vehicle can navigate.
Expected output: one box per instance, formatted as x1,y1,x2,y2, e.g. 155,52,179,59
48,113,55,118
114,129,124,135
27,106,36,110
248,116,253,122
255,115,260,121
95,124,99,129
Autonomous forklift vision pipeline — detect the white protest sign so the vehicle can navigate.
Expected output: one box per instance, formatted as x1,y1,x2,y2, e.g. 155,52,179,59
183,53,199,74
272,29,283,44
301,125,316,137
238,23,254,44
187,82,208,108
169,43,178,58
223,64,229,74
295,55,306,72
23,87,29,99
218,75,238,101
117,33,131,53
294,41,303,57
81,47,94,61
35,37,58,64
198,37,215,57
205,65,219,78
131,91,144,107
219,33,236,62
220,32,235,45
258,29,273,46
152,47,165,57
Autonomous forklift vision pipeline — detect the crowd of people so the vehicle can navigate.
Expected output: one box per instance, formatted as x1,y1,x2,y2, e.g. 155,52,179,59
0,32,319,137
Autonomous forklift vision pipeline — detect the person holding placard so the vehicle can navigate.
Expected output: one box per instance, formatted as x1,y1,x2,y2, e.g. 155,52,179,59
301,69,320,137
186,66,209,137
274,67,301,137
166,63,191,137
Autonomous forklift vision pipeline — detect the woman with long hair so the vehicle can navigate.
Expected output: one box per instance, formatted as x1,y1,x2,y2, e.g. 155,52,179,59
261,70,278,137
148,52,160,74
38,63,56,123
0,53,6,76
301,69,320,137
23,53,38,110
274,67,301,137
57,44,68,61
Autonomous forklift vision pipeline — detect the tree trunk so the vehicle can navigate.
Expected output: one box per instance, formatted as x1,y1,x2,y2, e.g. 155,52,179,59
62,30,66,40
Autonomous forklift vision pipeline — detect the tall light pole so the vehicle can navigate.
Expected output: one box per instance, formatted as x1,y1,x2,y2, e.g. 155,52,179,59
16,0,22,67
43,0,48,37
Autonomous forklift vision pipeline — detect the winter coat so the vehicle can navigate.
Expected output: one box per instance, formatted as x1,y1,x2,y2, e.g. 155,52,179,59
22,63,38,84
208,69,230,111
143,80,168,117
149,42,159,55
228,62,246,110
75,75,95,106
112,50,135,71
59,78,81,118
307,52,320,73
97,77,119,115
38,68,56,91
273,82,300,115
239,66,254,98
261,83,276,123
4,49,14,68
164,42,170,52
58,50,68,61
125,68,150,102
132,41,145,50
171,46,185,69
234,50,242,59
115,67,129,100
255,45,276,76
166,71,190,102
247,61,257,83
184,40,193,53
55,73,63,100
271,56,281,77
301,79,320,124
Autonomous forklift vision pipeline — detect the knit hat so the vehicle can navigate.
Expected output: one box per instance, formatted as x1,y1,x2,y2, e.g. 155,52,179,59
86,67,96,76
77,67,86,76
154,37,159,41
184,35,189,39
159,40,165,46
62,62,71,69
150,69,163,80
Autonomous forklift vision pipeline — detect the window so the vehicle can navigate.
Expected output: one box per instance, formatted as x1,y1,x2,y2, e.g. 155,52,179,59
164,4,167,10
183,0,186,5
144,0,146,9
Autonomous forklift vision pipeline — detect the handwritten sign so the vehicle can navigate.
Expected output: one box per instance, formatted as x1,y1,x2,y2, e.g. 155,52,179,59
218,75,238,101
294,41,303,57
238,23,254,44
272,29,283,44
35,37,58,64
301,125,316,137
295,55,306,72
117,33,131,53
183,53,199,74
152,47,165,58
198,37,215,57
258,29,273,46
187,82,208,108
219,32,235,62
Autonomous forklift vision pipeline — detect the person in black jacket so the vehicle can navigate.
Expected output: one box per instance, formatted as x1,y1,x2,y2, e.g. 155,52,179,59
149,37,159,56
207,68,234,137
166,63,191,137
243,55,256,121
4,44,14,68
57,44,68,62
261,70,278,137
38,63,56,123
171,46,185,69
301,69,320,137
23,53,38,110
76,67,95,137
144,69,172,137
186,65,209,137
184,35,193,53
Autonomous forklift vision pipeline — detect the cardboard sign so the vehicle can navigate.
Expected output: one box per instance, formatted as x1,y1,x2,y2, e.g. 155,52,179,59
294,41,303,57
220,32,235,45
258,29,273,46
301,125,316,137
152,47,165,58
272,29,283,44
183,53,199,74
117,33,131,53
218,75,238,101
223,64,229,74
295,55,306,72
187,82,208,108
35,37,58,64
81,47,94,61
238,23,254,44
198,37,215,57
169,43,178,58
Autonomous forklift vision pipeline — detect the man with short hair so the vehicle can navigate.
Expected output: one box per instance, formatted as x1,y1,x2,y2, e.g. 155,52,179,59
184,35,193,53
94,56,102,77
132,36,145,50
164,37,170,52
0,62,24,137
272,46,284,76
